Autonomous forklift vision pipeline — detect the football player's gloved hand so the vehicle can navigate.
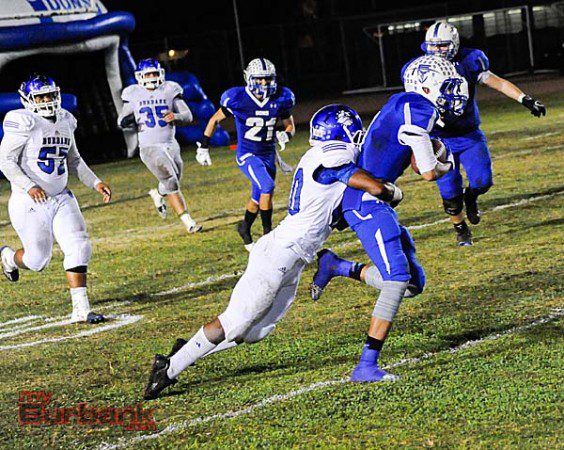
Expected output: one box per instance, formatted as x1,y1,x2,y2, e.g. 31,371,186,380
195,142,212,166
276,131,291,151
521,95,546,117
385,183,404,208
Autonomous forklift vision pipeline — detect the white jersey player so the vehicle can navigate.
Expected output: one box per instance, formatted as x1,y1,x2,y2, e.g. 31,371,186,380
118,58,201,233
0,75,112,324
143,104,403,400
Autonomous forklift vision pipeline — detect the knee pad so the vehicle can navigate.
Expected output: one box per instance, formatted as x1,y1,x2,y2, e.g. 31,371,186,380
158,176,180,195
63,238,92,271
243,324,276,344
466,185,491,197
261,178,275,195
23,252,51,272
443,194,464,216
372,280,409,322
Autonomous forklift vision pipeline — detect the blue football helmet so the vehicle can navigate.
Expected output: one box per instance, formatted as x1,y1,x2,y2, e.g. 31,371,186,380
135,58,165,89
244,58,277,98
18,75,61,117
309,104,363,145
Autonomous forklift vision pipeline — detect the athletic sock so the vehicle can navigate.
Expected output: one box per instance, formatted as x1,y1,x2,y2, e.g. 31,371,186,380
366,335,385,352
244,209,258,229
180,212,195,226
349,262,366,280
260,208,273,234
453,220,469,233
70,287,91,320
167,327,216,379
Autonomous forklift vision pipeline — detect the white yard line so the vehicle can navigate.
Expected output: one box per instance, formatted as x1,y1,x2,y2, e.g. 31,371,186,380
96,309,563,450
0,315,42,329
151,272,243,297
523,131,560,140
0,314,143,351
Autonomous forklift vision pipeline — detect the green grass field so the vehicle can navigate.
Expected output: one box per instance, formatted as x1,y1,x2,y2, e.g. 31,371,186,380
0,92,562,449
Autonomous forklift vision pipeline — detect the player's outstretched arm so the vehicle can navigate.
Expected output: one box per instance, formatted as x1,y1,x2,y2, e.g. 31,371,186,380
482,73,546,117
348,169,403,207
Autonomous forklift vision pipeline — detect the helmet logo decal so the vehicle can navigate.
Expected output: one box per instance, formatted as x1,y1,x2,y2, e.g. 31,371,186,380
417,64,436,83
336,110,353,126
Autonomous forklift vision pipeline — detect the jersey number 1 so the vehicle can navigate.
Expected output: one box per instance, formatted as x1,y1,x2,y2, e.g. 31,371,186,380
288,168,303,215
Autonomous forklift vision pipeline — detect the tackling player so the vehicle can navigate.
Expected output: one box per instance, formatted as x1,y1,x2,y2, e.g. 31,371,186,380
196,58,296,251
311,55,469,381
118,58,202,233
143,104,403,400
0,75,111,323
403,21,546,245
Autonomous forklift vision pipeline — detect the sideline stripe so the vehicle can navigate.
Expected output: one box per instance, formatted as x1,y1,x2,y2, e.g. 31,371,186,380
96,309,563,450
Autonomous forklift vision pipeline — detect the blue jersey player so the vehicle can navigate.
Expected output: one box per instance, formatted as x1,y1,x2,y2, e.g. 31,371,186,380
310,55,469,382
198,58,296,251
402,21,546,245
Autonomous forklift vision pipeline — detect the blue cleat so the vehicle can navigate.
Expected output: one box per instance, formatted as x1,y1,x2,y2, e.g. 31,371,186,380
310,249,352,301
86,312,105,324
350,345,399,382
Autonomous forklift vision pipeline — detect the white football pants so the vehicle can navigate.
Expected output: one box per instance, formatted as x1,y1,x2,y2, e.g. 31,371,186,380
218,231,306,344
8,189,92,272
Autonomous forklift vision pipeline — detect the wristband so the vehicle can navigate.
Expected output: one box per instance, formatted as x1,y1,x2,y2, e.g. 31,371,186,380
201,135,211,148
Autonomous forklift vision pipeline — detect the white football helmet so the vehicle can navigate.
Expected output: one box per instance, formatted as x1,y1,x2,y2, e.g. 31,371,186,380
19,75,61,117
244,58,277,98
403,55,468,117
422,21,460,60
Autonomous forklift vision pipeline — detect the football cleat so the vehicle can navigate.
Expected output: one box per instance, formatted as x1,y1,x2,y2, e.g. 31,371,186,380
0,246,19,282
463,188,481,225
350,363,399,382
167,338,187,358
144,354,177,400
149,189,167,219
454,222,473,247
310,249,344,301
86,312,105,324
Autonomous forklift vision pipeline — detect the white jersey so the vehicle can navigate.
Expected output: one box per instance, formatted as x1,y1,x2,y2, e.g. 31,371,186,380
274,141,359,263
121,81,183,148
0,108,100,197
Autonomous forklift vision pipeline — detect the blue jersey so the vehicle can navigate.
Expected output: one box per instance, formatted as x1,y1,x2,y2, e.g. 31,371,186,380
401,47,490,137
342,92,438,212
220,86,295,155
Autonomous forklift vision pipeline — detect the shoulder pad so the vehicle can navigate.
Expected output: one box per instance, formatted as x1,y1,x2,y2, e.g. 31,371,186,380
60,109,78,131
279,87,296,108
121,84,137,102
3,109,35,133
319,142,357,167
165,81,184,97
220,87,243,109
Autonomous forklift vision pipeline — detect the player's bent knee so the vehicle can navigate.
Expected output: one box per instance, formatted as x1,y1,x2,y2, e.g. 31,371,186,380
24,253,52,272
468,184,491,196
159,177,180,195
243,324,276,344
63,238,92,271
372,280,409,322
443,193,464,216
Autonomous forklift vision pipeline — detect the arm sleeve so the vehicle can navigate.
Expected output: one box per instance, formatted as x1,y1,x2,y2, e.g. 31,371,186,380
67,137,101,190
398,124,437,174
172,97,193,124
0,113,36,192
117,101,136,129
313,163,359,185
220,89,236,115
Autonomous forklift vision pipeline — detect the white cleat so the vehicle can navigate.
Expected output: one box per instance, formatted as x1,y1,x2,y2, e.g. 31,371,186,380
0,246,19,282
149,189,167,219
180,213,203,234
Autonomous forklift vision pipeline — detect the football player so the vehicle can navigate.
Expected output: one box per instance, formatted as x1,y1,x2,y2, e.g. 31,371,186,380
118,58,202,233
143,104,403,400
0,75,111,323
196,58,296,251
311,55,469,381
403,21,546,245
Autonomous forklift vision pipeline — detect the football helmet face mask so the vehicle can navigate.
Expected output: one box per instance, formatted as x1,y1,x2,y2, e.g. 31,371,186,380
19,75,61,117
309,104,364,146
403,55,468,117
244,58,277,98
421,21,460,60
135,58,165,89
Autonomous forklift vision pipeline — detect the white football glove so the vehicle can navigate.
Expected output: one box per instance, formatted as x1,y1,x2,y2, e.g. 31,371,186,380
385,183,404,208
276,130,290,151
195,142,212,166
